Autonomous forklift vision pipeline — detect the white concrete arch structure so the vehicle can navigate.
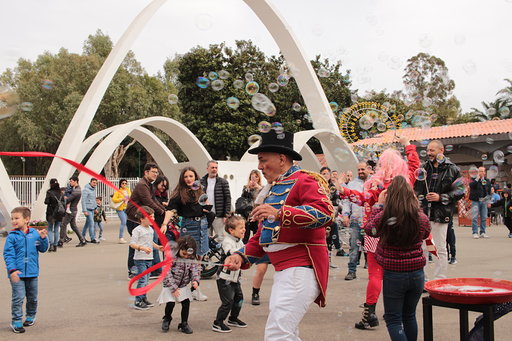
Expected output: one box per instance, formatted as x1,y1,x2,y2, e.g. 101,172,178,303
29,0,357,217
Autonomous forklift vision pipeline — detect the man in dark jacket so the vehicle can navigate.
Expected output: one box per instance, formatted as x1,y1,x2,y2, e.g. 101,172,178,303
469,166,491,238
414,140,463,280
59,176,86,247
125,163,165,277
201,160,231,242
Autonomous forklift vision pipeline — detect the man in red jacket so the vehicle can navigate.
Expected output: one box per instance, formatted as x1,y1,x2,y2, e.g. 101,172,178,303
225,130,334,340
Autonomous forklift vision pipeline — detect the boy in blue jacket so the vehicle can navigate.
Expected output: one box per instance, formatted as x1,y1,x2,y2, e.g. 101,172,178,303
3,207,48,333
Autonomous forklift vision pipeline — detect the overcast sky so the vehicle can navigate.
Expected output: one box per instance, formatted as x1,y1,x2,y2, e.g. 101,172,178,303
1,0,511,113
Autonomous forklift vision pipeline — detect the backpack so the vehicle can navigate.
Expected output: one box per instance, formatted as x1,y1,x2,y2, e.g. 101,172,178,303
52,193,66,219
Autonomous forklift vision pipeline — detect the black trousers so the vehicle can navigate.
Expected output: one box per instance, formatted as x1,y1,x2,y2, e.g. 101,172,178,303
446,218,456,258
215,279,243,322
60,211,84,243
504,217,512,233
243,220,258,244
164,299,190,322
127,220,138,272
327,221,341,251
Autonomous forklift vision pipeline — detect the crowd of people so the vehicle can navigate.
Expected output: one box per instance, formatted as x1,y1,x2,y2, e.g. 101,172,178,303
3,129,512,340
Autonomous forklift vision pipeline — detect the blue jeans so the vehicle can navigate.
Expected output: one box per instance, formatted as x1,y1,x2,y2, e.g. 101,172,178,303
94,222,104,239
181,217,209,256
48,220,61,246
81,209,95,240
11,277,38,323
348,221,363,273
117,210,127,238
151,229,161,275
134,260,152,302
383,269,424,341
471,201,488,235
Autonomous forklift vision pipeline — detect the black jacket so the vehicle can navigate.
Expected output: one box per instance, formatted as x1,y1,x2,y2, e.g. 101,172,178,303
469,178,491,202
44,188,66,222
414,159,464,223
200,175,231,218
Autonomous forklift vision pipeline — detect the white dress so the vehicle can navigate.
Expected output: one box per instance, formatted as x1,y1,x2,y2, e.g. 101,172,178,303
157,286,193,304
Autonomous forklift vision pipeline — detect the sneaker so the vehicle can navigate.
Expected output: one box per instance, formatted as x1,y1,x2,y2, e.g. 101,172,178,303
508,233,512,238
100,237,106,241
227,318,247,328
10,321,25,333
191,289,208,301
134,300,150,310
336,249,346,257
252,292,260,306
75,241,86,247
449,257,457,265
329,262,339,269
119,238,127,244
473,234,480,239
90,239,98,244
23,317,35,327
212,321,232,333
143,298,154,307
345,272,357,280
480,233,489,238
66,208,72,214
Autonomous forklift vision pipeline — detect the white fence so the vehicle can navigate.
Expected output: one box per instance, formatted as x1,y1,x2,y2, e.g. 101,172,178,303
10,177,140,220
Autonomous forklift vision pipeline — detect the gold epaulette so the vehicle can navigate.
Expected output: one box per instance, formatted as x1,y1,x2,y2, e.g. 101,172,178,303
300,170,330,194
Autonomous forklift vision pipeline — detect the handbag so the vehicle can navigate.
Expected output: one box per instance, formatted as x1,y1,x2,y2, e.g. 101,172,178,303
110,194,123,210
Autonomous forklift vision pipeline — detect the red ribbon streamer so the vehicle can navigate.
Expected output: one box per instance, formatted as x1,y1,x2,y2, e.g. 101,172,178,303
0,151,173,296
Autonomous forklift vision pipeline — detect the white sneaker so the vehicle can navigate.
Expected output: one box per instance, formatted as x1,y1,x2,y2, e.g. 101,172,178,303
480,233,489,238
119,238,127,244
473,234,480,239
100,237,106,241
192,289,208,301
329,262,339,269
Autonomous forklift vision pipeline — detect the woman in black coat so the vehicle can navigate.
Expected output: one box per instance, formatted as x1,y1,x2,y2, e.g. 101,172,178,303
44,178,66,252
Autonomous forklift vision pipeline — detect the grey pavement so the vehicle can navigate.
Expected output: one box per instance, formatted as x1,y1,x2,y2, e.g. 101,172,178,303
0,220,511,340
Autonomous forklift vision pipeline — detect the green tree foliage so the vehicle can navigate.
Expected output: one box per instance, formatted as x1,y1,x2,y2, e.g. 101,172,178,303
0,30,179,175
172,40,352,159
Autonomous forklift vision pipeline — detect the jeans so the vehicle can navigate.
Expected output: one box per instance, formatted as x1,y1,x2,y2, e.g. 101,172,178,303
151,230,161,275
215,279,243,322
446,218,456,258
134,260,152,302
471,201,488,235
81,209,95,240
348,221,363,273
127,220,138,272
11,277,38,323
94,222,104,239
181,217,209,256
48,220,61,246
383,269,424,341
117,210,127,238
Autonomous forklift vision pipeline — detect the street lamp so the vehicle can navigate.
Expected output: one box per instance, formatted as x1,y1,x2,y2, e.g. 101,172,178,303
20,156,25,176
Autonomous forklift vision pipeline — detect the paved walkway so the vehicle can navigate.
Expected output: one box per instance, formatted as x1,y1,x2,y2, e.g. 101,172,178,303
0,221,511,340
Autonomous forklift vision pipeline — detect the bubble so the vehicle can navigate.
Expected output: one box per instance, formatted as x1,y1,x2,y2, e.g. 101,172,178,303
422,97,433,107
418,195,425,201
226,97,240,109
187,248,194,255
276,74,289,86
432,173,439,180
181,228,187,233
208,71,219,80
445,145,453,152
499,107,510,117
493,150,505,164
371,227,377,235
268,82,279,93
359,115,374,130
397,114,405,121
24,257,29,263
419,150,427,157
337,311,343,318
271,122,284,134
463,60,477,75
191,180,201,191
258,121,271,133
233,79,244,89
386,217,397,225
41,79,54,90
481,153,488,161
436,154,446,163
414,168,427,181
485,137,494,145
329,101,339,112
469,165,478,178
245,81,260,95
267,215,276,223
292,102,301,112
245,73,254,82
167,94,178,105
376,122,387,132
317,67,330,78
251,93,273,113
218,70,230,79
486,107,497,116
507,146,512,154
420,139,429,146
195,13,213,31
195,77,210,89
211,79,224,91
20,102,33,111
441,194,450,205
198,194,208,206
247,134,262,146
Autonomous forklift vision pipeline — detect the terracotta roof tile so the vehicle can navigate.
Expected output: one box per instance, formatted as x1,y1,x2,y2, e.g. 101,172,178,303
352,118,512,145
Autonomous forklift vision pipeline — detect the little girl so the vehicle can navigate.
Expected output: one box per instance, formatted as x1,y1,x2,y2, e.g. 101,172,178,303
157,235,201,334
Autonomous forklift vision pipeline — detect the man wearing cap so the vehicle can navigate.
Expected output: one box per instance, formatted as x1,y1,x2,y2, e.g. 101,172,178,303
224,130,334,341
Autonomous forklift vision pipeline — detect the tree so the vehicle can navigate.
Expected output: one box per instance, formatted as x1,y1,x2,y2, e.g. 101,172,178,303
0,30,180,175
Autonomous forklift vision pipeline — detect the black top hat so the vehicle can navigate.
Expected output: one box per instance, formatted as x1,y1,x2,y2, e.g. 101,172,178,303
248,130,302,161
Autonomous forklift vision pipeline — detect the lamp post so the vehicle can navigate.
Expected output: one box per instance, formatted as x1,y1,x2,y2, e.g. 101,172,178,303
20,157,25,176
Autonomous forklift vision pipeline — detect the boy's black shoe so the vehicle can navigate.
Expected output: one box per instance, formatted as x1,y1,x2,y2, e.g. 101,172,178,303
252,292,260,305
178,322,193,334
57,241,63,248
161,317,171,332
212,321,232,333
11,322,25,333
134,300,149,310
23,317,35,327
227,317,247,328
143,298,154,307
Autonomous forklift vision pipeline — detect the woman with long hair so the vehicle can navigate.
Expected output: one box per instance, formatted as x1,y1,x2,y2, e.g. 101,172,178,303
241,169,263,243
365,175,431,341
112,179,132,244
339,137,420,330
44,178,65,252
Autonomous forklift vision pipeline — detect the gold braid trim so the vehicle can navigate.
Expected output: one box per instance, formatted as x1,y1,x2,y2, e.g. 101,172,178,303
300,170,330,194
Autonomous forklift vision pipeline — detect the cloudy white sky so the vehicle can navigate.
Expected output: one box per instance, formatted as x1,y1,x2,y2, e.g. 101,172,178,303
1,0,511,113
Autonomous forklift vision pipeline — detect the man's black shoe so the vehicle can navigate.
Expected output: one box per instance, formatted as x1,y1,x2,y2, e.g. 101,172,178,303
75,241,86,247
